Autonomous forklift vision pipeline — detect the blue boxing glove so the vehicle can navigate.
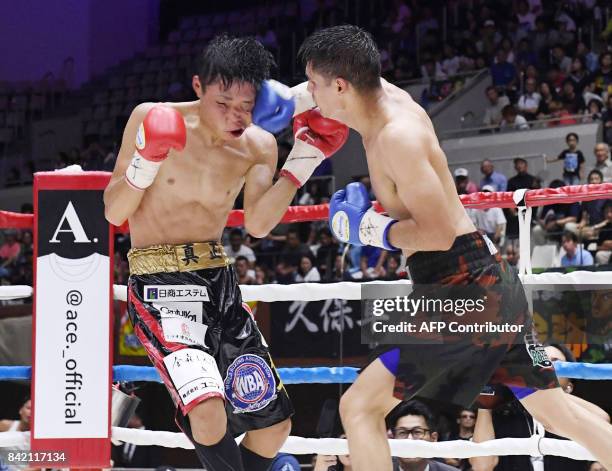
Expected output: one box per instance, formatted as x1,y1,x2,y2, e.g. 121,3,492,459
329,182,398,251
252,80,315,134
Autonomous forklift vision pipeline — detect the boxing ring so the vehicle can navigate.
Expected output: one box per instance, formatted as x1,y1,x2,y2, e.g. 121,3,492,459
0,171,611,465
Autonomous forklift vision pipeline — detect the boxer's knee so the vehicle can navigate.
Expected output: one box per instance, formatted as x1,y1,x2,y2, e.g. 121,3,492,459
243,418,292,457
188,397,227,445
340,387,382,425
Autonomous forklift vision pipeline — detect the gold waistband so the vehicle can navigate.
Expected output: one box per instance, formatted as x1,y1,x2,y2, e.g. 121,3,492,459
128,242,230,275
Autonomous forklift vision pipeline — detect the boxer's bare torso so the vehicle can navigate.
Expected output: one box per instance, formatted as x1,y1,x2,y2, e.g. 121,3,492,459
106,101,276,248
357,80,475,256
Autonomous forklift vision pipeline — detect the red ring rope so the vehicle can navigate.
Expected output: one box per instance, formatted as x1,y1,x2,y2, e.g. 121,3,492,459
1,173,611,232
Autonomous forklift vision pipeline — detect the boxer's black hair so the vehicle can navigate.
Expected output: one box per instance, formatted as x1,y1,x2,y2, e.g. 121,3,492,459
386,400,437,432
298,25,381,93
197,34,275,91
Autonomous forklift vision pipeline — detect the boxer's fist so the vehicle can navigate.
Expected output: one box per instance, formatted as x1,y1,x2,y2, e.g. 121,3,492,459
280,109,348,187
329,182,397,250
252,80,316,134
125,106,186,190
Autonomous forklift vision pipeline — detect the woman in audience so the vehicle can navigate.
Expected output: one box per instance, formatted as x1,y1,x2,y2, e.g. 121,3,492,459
294,255,321,283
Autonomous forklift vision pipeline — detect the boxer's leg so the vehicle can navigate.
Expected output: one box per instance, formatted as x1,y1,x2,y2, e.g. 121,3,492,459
521,388,612,469
240,418,291,470
339,358,398,471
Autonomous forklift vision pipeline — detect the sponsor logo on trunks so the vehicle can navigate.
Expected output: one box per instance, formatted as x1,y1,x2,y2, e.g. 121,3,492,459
144,285,209,302
525,333,553,368
161,316,208,348
224,354,276,414
153,302,203,323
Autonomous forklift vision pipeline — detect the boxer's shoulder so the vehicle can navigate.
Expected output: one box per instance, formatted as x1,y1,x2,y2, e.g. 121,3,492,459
242,125,278,164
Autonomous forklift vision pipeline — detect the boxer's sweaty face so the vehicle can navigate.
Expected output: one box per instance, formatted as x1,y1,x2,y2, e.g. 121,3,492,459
196,78,256,140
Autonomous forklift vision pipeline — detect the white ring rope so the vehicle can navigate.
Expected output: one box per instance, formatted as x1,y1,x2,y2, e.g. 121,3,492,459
0,429,596,461
0,271,610,302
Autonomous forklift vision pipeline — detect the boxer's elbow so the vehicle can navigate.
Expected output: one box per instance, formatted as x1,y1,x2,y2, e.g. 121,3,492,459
104,206,126,227
244,217,269,239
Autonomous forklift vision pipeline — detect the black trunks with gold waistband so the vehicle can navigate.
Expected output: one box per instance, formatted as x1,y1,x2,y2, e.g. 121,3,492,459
126,241,293,437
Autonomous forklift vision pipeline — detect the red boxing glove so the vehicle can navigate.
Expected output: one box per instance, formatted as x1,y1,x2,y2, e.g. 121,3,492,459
126,106,186,190
280,109,349,187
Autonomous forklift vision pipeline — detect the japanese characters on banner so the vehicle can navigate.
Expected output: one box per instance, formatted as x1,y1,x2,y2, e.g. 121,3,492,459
270,299,368,357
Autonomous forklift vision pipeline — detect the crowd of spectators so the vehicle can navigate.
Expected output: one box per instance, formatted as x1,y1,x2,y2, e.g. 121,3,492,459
455,136,612,268
1,135,611,294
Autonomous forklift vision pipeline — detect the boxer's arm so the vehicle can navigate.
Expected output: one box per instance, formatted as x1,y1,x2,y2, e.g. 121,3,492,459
243,133,298,238
469,410,499,471
103,103,155,226
568,395,610,423
382,127,455,251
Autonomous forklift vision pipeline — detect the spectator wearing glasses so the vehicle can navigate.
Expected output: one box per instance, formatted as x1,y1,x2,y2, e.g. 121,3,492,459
387,400,460,471
443,409,476,470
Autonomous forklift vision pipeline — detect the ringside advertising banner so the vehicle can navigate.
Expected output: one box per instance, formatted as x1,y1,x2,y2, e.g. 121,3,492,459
32,173,112,467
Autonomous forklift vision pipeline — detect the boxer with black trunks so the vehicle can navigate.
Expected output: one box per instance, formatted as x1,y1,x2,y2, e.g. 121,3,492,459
104,35,348,471
297,25,612,470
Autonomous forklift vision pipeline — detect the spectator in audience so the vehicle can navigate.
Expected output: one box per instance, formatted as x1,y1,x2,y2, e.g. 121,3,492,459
547,132,585,185
516,0,537,33
480,159,507,191
491,48,518,97
313,228,339,281
454,168,478,194
590,51,612,98
560,230,594,266
576,41,599,73
592,143,612,182
254,265,268,285
276,228,312,283
468,185,507,245
507,157,537,191
497,37,515,64
500,104,530,131
483,86,510,127
546,99,577,126
584,99,605,123
566,170,611,240
313,433,355,471
532,179,580,245
443,408,476,469
112,412,160,468
517,78,541,121
0,397,30,432
383,254,404,281
603,95,612,145
477,20,501,59
546,64,566,93
0,230,21,280
294,255,321,282
568,56,590,94
504,243,519,266
224,228,256,267
550,44,572,74
595,201,612,265
559,79,585,115
387,400,460,471
536,81,558,119
360,246,387,280
470,344,609,471
516,39,538,71
235,256,255,285
440,44,461,77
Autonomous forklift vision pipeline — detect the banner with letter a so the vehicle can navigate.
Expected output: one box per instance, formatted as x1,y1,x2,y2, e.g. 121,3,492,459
31,171,112,467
